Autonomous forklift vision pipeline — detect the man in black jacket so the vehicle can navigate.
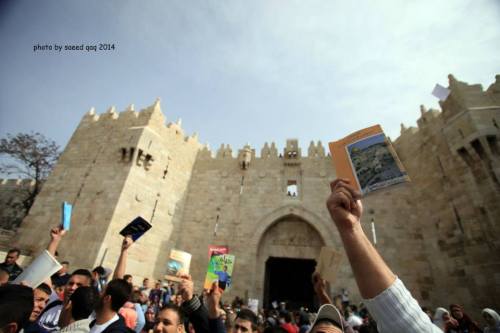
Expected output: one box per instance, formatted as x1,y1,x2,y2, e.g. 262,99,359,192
0,248,23,281
89,279,134,333
178,274,210,333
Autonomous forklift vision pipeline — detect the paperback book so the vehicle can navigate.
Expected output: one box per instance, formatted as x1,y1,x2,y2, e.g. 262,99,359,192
329,125,410,195
165,249,192,282
204,253,235,292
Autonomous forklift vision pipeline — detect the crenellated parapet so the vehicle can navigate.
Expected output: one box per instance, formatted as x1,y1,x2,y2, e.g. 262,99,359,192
399,123,418,137
0,179,36,187
416,105,441,129
261,142,278,159
396,75,500,146
486,75,500,105
77,99,200,146
198,144,213,159
307,140,325,158
216,144,234,159
440,74,493,120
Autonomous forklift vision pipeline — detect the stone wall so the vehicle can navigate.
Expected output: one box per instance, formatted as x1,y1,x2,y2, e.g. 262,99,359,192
0,74,498,314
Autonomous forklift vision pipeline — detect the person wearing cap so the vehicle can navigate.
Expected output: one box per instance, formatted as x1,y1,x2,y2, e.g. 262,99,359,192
309,304,345,333
311,272,355,333
326,178,442,333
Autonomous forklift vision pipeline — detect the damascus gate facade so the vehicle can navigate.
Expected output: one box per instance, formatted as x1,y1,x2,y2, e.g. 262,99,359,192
1,74,499,312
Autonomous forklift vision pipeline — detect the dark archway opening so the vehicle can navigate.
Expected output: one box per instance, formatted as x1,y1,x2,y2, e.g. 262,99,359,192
263,257,317,310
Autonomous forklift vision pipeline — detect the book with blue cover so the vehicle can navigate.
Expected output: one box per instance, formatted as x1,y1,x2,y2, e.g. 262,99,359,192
61,202,72,231
119,216,152,241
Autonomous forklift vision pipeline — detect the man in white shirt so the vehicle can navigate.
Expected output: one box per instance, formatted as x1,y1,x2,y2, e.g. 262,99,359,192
38,269,93,331
326,178,442,333
38,226,93,331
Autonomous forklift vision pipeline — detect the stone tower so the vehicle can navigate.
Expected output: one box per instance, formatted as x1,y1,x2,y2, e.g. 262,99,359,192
392,74,500,308
15,100,202,279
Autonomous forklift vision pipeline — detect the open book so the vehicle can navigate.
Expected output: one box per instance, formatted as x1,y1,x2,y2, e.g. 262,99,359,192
329,125,410,195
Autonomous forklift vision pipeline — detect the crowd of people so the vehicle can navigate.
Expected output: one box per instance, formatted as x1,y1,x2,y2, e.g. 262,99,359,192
1,179,499,333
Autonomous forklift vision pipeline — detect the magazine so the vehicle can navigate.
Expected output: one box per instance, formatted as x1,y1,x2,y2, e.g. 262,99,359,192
329,125,410,195
119,216,152,241
13,250,62,288
316,246,343,284
208,245,229,259
204,253,235,292
165,249,192,282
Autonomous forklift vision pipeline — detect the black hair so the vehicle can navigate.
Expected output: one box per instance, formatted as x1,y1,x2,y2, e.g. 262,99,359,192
36,283,52,295
0,284,34,329
159,303,185,325
104,279,132,312
61,261,69,265
123,274,132,280
7,248,21,256
236,308,259,331
92,266,106,276
71,269,93,280
70,286,99,320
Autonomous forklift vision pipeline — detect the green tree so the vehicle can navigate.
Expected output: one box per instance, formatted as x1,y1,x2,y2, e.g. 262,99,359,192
0,132,60,228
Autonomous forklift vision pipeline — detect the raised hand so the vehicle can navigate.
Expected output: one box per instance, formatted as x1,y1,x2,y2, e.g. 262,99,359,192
312,272,327,295
50,226,66,242
121,236,133,252
312,272,331,305
47,226,66,256
178,274,194,302
207,281,222,319
326,178,363,231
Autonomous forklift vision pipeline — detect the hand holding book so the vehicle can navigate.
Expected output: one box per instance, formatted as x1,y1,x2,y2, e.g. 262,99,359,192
50,226,66,242
207,281,222,319
178,274,194,302
121,236,133,252
327,179,363,232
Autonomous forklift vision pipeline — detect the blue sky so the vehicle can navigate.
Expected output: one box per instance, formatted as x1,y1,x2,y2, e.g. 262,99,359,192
1,0,499,159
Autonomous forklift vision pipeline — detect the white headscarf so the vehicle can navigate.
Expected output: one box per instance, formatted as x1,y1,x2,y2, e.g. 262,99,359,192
433,307,449,331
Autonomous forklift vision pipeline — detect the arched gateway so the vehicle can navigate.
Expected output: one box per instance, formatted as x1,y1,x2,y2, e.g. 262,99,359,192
250,205,338,310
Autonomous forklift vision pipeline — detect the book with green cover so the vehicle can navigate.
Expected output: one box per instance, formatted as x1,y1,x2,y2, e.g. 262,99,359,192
204,253,235,292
